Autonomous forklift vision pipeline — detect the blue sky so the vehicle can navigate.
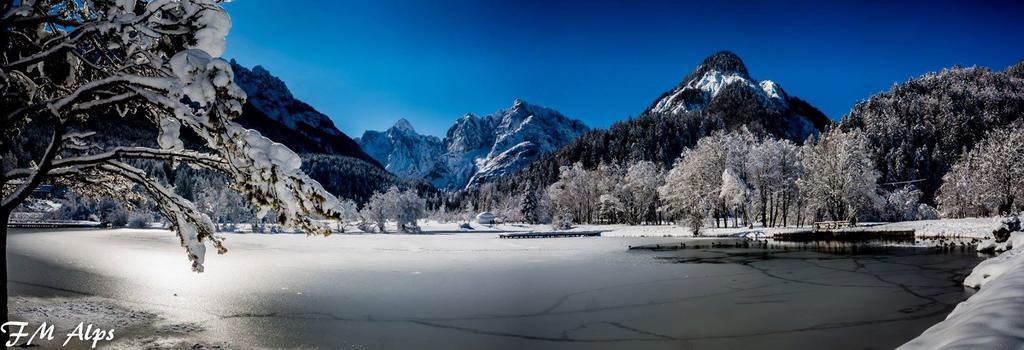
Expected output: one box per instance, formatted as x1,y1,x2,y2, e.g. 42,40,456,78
224,0,1024,137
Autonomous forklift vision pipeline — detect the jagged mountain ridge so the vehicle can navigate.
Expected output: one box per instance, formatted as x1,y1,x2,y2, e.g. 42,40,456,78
358,100,589,190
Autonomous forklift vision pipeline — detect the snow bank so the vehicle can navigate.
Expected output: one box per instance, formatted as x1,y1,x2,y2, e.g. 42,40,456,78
900,222,1024,349
900,253,1024,349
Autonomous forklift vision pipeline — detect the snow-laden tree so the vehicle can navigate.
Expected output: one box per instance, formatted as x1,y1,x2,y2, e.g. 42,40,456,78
1,1,348,268
748,138,802,227
797,129,882,221
335,199,359,232
493,192,523,224
358,186,425,233
659,136,729,234
840,65,1024,204
392,187,425,233
1,0,352,327
597,193,622,224
622,161,663,225
547,163,594,225
592,163,625,223
938,128,1024,216
936,155,986,218
719,168,751,225
360,191,389,232
520,184,540,224
658,130,760,232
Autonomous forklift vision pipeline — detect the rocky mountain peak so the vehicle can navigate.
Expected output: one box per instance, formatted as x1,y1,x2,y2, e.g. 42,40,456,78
684,51,750,83
392,118,417,134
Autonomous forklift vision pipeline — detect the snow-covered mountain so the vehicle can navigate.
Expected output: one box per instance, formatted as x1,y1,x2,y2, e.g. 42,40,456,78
358,100,589,190
229,60,381,167
357,118,445,180
648,51,785,114
646,51,828,140
479,51,833,194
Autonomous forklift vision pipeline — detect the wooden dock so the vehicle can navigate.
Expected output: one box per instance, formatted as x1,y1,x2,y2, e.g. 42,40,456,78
499,231,602,239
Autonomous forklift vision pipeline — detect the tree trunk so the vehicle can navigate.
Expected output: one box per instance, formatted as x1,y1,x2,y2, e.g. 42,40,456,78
781,194,789,227
2,208,9,329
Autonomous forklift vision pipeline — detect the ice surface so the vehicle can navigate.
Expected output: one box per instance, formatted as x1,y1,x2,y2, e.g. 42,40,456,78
8,228,985,349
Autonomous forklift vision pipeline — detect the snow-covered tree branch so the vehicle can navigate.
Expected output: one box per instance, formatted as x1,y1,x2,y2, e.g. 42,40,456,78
2,0,346,272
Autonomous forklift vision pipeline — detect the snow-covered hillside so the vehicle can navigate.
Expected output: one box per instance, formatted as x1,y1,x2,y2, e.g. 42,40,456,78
358,99,589,190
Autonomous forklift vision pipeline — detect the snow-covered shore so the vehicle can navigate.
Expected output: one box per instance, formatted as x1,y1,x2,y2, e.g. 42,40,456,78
900,220,1024,349
839,218,996,239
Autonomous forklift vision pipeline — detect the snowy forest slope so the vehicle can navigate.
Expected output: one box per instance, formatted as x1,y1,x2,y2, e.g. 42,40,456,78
840,61,1024,204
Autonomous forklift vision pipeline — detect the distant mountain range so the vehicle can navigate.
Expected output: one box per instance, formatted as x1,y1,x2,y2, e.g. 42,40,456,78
357,99,589,190
228,51,1024,208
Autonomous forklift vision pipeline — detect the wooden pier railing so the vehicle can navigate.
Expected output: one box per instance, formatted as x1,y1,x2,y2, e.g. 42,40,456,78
813,220,854,231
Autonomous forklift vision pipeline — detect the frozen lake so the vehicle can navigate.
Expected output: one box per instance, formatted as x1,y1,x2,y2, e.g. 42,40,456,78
7,229,985,349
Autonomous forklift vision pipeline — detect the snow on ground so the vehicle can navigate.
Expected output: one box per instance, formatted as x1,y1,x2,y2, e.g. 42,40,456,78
840,218,996,239
8,296,228,350
900,231,1024,349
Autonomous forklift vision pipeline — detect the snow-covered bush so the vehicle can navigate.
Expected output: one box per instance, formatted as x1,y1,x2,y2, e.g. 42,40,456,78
2,0,346,272
916,204,940,220
128,212,151,229
551,214,574,230
882,186,926,222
